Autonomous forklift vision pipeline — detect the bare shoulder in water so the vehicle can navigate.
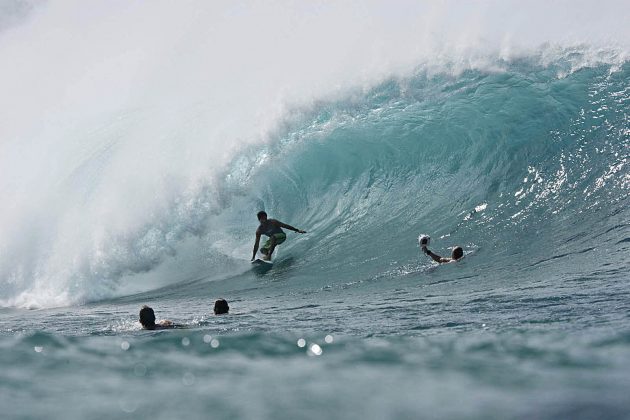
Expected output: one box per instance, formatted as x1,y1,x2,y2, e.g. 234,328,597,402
139,306,180,330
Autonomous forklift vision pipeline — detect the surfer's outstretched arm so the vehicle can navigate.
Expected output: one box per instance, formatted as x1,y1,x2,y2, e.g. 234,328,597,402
277,221,306,234
252,232,262,261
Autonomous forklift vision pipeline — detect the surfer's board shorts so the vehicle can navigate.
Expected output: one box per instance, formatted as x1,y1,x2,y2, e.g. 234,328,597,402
261,232,286,252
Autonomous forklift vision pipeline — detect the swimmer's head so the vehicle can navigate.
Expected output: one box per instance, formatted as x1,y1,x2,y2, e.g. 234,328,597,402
452,246,464,260
214,299,229,315
257,211,267,222
139,305,156,329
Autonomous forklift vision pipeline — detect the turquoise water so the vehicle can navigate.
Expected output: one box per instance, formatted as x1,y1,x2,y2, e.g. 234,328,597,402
1,4,630,419
2,55,628,420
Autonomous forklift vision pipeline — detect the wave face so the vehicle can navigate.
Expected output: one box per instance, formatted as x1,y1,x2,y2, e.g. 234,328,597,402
3,48,628,308
0,1,628,308
236,53,630,288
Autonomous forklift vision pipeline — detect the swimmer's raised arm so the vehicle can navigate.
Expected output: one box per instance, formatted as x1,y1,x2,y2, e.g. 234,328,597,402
422,246,451,263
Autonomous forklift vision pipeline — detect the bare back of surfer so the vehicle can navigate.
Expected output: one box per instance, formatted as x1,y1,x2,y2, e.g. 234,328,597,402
252,211,306,261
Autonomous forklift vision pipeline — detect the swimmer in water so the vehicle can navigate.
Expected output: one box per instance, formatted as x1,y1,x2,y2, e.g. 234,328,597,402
139,305,176,330
421,244,464,263
214,299,229,315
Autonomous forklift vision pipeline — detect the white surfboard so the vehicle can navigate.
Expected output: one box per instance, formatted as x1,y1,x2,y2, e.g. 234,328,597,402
251,258,273,266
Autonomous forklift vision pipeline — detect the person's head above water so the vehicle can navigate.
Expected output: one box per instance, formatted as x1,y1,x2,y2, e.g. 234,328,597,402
214,299,229,315
257,211,267,222
139,305,156,329
452,246,464,260
139,306,175,329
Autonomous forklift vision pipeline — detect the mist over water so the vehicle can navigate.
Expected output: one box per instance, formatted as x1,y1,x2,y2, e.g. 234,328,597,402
0,0,628,309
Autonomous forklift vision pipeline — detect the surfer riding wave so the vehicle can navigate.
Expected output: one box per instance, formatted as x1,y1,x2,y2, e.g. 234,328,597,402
252,211,306,261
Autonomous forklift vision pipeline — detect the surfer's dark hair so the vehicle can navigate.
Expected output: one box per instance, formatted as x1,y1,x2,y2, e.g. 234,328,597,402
139,305,156,329
257,211,267,220
214,299,229,315
452,247,464,260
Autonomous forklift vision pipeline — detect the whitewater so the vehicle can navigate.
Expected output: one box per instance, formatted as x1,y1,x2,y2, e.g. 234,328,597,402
0,1,629,419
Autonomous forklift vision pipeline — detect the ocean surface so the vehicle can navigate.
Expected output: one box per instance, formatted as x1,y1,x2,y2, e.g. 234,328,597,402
1,2,629,419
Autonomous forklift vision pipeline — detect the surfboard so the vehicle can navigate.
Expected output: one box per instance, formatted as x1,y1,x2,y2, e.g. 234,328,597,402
251,258,273,266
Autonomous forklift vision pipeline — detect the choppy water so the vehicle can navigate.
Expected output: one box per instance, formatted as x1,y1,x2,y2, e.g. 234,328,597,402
1,2,629,419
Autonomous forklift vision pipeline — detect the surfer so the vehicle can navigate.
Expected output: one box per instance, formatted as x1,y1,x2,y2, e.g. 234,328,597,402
252,211,306,261
139,306,176,330
421,244,464,263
